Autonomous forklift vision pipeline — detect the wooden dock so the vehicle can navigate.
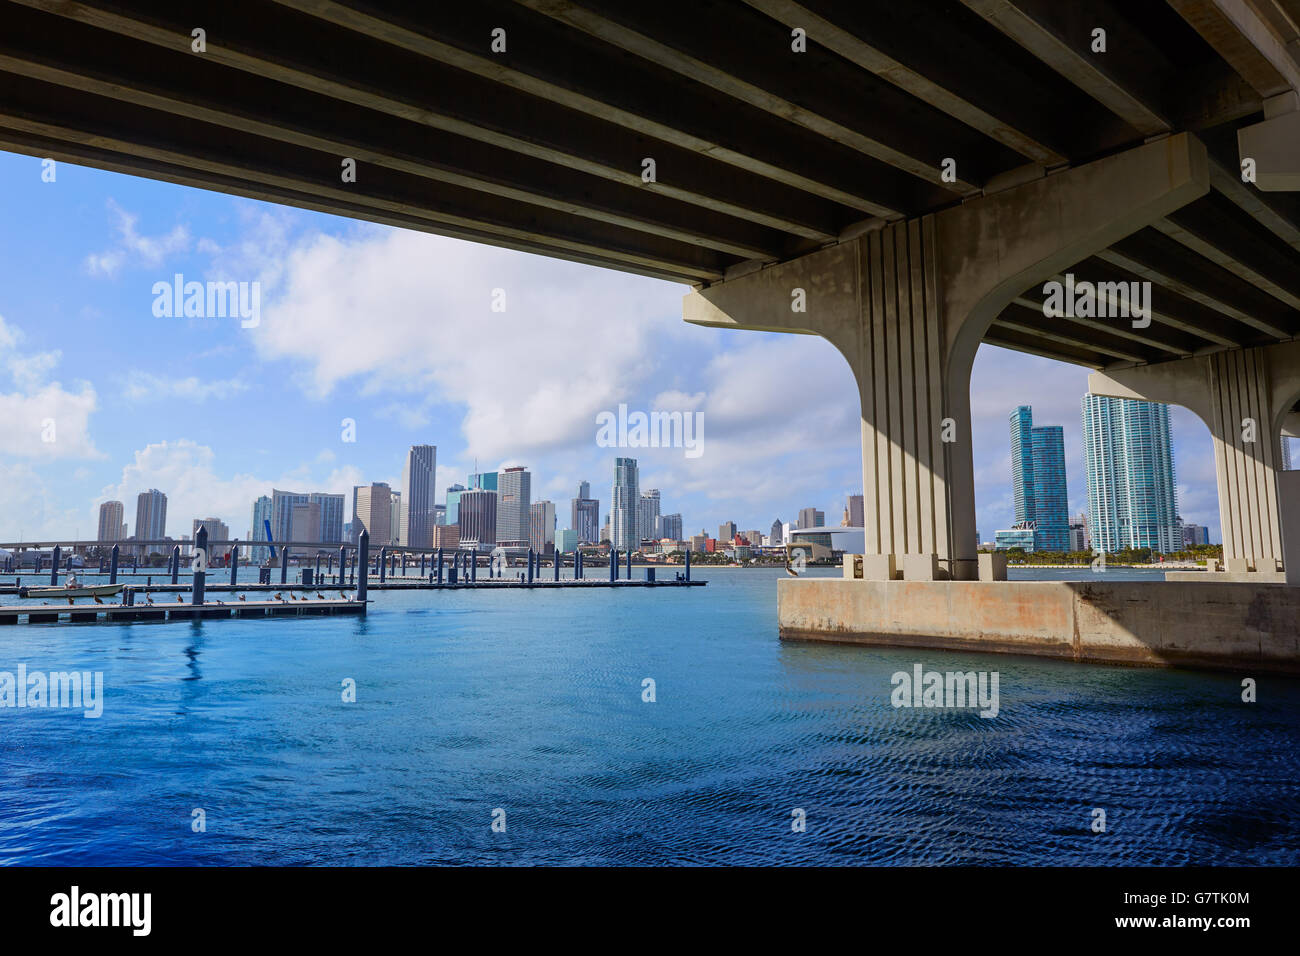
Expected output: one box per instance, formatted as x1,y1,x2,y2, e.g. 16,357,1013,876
0,598,366,625
1,578,705,595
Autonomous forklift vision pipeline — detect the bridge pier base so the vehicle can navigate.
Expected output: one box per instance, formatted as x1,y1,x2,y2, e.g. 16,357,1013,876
686,134,1209,581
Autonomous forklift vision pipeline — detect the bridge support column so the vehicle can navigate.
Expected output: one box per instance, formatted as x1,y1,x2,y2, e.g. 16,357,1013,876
686,134,1209,581
1091,340,1300,575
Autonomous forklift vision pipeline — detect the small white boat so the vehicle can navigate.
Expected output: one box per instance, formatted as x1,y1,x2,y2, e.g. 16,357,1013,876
21,583,125,599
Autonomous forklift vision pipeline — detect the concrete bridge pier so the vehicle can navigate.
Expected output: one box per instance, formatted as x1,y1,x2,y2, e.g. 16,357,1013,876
1091,340,1300,580
686,134,1210,581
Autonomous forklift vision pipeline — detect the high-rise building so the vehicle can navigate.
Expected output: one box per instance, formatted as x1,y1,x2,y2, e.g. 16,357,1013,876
399,444,437,548
458,489,497,549
612,458,640,551
497,467,531,547
432,524,460,550
389,492,402,545
270,489,310,546
135,489,168,552
469,471,498,492
97,500,125,542
846,495,864,529
1284,436,1296,471
1068,517,1089,552
270,489,342,544
639,489,661,542
192,517,230,550
1082,394,1182,553
556,528,578,552
529,500,556,554
718,521,737,542
1010,406,1036,529
1179,521,1209,547
572,486,600,544
445,484,466,525
434,504,446,526
250,495,273,563
1008,406,1070,552
797,508,824,530
770,518,784,545
352,483,392,546
290,502,321,543
309,493,345,543
660,513,683,542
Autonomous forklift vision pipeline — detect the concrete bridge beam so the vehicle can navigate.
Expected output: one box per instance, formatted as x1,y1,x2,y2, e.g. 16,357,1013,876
686,134,1210,580
1090,339,1300,574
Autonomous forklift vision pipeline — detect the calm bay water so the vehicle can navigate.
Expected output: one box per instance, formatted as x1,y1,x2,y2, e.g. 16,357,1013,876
1,566,1297,865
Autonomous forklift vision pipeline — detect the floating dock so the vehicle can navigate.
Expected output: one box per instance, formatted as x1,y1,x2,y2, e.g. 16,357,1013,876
1,577,704,595
0,597,366,625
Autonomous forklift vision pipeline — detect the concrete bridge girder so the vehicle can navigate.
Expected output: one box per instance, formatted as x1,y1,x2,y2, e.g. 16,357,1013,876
686,134,1211,580
1089,339,1300,576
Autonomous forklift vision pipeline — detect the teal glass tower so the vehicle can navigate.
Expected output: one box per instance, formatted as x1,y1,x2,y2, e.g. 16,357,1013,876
1010,406,1069,551
1081,394,1181,553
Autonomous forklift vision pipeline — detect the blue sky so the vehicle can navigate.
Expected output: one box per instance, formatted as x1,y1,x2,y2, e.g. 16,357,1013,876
0,150,1223,544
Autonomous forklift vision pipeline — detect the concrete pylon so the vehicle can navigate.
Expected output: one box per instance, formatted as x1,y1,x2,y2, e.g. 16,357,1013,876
686,134,1210,581
1091,340,1300,574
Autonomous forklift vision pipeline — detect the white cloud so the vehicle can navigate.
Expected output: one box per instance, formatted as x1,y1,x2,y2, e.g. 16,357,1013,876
0,463,85,541
0,315,101,460
101,439,365,539
84,199,191,277
247,229,692,462
121,371,250,402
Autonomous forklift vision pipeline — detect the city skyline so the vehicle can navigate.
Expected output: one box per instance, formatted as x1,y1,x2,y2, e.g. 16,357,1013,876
0,153,1247,547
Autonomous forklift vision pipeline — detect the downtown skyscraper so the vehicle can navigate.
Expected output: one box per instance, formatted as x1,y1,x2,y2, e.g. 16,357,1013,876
352,482,393,546
97,500,125,542
250,495,272,564
639,488,661,543
611,457,639,552
134,489,168,550
1082,394,1181,553
399,444,437,548
496,466,531,547
1010,406,1069,552
571,482,600,544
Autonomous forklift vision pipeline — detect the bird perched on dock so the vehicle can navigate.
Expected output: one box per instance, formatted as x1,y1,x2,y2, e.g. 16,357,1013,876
93,595,103,604
238,594,246,601
66,597,74,606
289,593,298,601
316,592,325,600
274,592,283,601
176,594,184,602
146,595,154,604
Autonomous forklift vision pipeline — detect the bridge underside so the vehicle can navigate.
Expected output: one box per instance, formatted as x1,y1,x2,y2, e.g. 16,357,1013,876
0,0,1296,361
3,0,1300,580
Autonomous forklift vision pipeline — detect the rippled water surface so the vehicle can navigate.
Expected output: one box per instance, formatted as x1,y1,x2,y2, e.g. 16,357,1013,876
1,567,1297,865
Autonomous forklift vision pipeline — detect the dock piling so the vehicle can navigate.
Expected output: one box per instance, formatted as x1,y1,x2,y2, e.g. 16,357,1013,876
357,530,369,605
109,544,119,585
192,526,208,605
50,545,60,585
